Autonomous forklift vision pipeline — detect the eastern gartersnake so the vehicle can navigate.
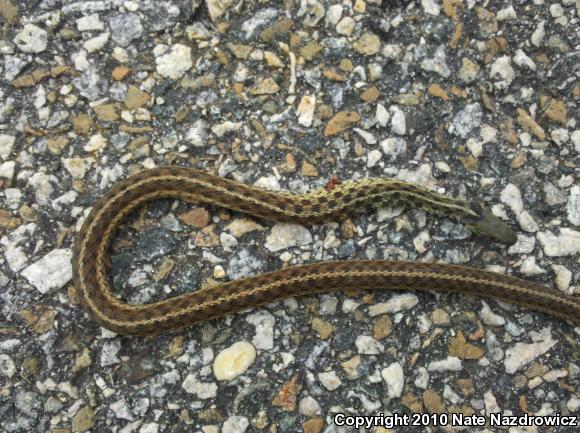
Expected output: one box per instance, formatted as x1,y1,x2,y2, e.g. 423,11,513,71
72,167,580,335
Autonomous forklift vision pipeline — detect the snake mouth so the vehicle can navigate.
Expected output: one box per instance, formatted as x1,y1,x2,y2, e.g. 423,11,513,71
466,202,518,246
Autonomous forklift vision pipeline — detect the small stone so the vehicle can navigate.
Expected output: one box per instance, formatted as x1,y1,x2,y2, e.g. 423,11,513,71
504,331,557,373
125,86,150,110
311,318,335,339
516,108,545,140
182,374,218,399
195,225,220,247
0,134,16,159
326,5,343,26
186,119,207,147
318,370,342,391
353,32,381,55
449,103,482,138
375,104,389,127
373,315,392,339
14,24,48,53
254,15,291,41
206,0,235,22
72,406,95,432
531,20,545,47
542,98,567,124
296,95,315,127
355,335,384,354
299,396,322,417
63,157,94,179
213,341,256,381
272,375,301,411
84,133,107,152
537,229,580,257
249,77,280,95
423,389,446,414
490,55,515,87
264,51,283,68
459,58,479,83
179,208,210,229
390,106,406,135
428,356,463,372
360,86,379,103
112,66,130,81
368,294,418,316
336,17,355,36
0,354,16,378
324,111,360,136
303,418,324,433
432,309,450,325
155,44,193,80
77,14,104,31
94,104,119,121
21,249,72,294
226,219,265,237
83,32,109,53
380,137,406,160
72,114,94,135
366,149,382,168
567,185,580,226
479,301,506,326
222,416,249,433
428,84,449,100
109,13,143,47
381,363,404,398
552,265,572,292
447,330,485,360
300,42,322,61
265,223,312,252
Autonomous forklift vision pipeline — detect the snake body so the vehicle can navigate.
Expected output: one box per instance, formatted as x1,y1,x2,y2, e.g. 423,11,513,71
72,167,580,335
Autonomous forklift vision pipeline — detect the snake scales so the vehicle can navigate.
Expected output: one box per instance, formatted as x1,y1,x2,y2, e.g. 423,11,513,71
72,167,580,335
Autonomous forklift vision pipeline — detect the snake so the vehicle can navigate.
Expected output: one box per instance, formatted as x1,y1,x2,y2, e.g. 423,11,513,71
72,167,580,335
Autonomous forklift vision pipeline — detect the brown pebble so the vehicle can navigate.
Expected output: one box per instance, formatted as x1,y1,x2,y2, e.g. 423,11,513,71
125,85,150,110
112,66,130,81
423,389,446,414
303,417,324,433
324,111,360,136
194,225,220,247
179,208,210,228
360,86,380,103
272,375,302,411
448,330,485,359
373,315,392,340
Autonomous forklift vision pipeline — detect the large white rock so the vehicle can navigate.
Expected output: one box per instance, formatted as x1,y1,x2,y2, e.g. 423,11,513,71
537,229,580,256
14,24,48,53
381,362,405,398
21,249,72,294
265,223,312,252
155,44,193,80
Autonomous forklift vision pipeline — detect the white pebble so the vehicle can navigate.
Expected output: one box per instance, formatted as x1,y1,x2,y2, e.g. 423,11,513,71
381,362,404,398
213,342,256,381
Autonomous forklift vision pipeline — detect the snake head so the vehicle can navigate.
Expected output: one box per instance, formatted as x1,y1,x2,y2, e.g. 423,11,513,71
466,202,518,246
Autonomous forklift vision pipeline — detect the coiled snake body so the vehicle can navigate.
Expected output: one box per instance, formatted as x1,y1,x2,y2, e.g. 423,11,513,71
72,167,580,335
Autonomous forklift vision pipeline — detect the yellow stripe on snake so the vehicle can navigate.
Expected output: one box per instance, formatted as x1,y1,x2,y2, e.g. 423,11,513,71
72,167,580,335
